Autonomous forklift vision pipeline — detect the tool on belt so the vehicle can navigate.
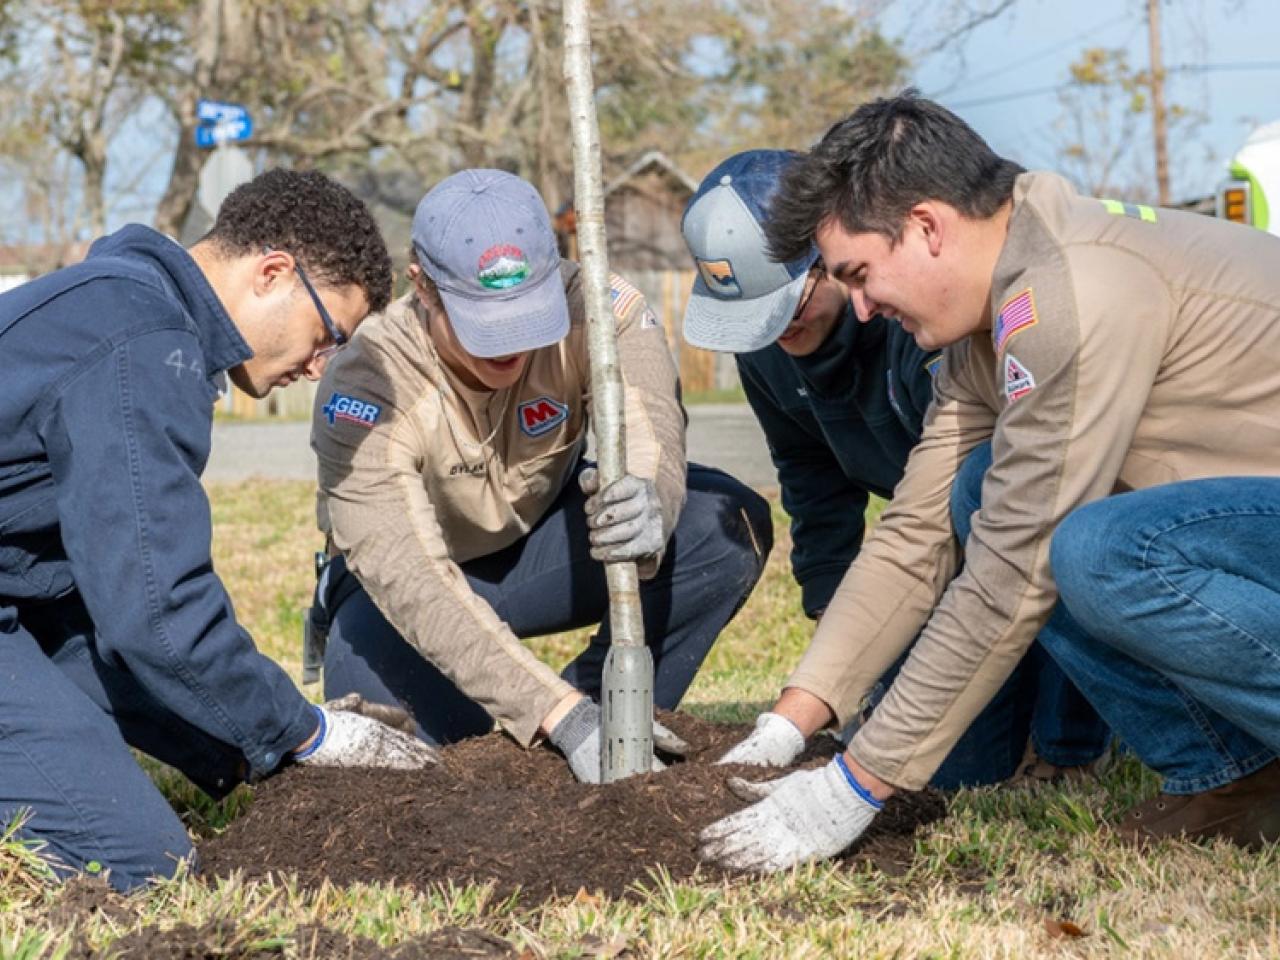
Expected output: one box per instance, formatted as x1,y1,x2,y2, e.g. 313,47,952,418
301,551,360,685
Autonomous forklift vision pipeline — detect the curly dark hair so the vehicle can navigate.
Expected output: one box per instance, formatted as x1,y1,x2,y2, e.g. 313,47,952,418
204,168,392,313
765,90,1024,263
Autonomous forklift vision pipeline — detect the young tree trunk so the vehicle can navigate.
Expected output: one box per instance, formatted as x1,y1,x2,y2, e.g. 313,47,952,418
562,0,653,782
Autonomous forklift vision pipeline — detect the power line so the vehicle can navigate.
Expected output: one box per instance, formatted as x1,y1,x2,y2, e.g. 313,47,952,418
946,61,1280,110
926,10,1137,99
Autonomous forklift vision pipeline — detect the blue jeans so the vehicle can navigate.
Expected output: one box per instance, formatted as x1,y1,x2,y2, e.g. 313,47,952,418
321,463,773,745
0,594,248,891
867,442,1111,789
1045,478,1280,795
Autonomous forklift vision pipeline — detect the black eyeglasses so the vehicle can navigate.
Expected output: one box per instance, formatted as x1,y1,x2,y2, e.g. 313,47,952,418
792,260,825,320
264,246,347,359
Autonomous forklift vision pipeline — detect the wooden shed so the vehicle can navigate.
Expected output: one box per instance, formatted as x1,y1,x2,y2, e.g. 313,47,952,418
558,151,737,396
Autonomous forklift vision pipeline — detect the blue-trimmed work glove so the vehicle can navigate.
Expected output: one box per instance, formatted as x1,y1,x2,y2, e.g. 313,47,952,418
293,696,438,771
699,756,881,871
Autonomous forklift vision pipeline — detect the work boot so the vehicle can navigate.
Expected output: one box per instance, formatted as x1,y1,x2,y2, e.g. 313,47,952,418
1114,760,1280,850
1014,741,1110,786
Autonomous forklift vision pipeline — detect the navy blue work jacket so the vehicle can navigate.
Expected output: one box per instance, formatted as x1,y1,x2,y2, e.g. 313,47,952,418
0,225,315,780
738,307,940,617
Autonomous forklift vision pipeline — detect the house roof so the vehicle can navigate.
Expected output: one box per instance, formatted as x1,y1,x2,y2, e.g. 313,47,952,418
604,150,698,199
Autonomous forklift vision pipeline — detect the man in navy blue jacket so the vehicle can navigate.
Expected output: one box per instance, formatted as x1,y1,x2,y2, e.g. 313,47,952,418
682,150,1108,786
0,170,435,892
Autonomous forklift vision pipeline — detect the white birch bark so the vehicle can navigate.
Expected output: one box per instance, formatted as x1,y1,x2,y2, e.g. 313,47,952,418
563,0,653,781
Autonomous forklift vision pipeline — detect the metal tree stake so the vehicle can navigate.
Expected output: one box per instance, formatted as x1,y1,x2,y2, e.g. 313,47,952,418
563,0,653,781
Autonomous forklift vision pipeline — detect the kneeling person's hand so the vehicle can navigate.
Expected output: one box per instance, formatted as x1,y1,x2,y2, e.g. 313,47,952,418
579,468,664,563
698,757,881,872
548,697,683,783
293,694,439,771
717,712,806,767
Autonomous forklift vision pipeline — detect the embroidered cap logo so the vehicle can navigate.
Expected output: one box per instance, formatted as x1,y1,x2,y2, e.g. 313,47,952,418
477,243,531,289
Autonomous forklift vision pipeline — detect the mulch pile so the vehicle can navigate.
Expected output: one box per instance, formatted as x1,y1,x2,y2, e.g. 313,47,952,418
200,712,946,902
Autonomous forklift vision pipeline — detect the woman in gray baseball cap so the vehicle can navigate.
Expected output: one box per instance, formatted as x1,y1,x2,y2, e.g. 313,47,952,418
306,169,774,782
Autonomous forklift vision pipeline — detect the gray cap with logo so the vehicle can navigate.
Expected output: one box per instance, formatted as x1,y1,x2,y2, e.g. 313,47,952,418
681,149,820,353
412,169,569,359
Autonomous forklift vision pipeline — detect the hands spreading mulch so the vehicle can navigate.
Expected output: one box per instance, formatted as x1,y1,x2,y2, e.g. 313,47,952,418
200,712,945,903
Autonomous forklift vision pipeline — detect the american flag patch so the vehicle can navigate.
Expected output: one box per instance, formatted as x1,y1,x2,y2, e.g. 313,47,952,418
994,287,1038,353
609,274,644,319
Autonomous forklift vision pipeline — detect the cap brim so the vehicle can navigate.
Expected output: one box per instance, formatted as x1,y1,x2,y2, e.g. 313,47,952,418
437,266,570,358
682,272,807,353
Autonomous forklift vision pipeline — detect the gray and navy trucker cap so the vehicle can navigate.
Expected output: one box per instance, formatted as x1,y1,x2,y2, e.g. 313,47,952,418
681,150,820,353
412,169,569,359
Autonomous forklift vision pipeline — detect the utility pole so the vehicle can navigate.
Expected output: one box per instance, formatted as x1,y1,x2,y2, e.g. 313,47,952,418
1147,0,1170,205
562,0,654,781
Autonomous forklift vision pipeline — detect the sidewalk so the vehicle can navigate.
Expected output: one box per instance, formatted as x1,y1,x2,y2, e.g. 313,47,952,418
206,404,777,490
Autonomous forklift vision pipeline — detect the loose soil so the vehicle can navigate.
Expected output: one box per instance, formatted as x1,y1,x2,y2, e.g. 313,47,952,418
67,922,516,959
201,712,945,903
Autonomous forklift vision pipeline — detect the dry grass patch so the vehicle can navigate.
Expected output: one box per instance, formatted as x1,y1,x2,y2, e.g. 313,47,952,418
2,480,1276,958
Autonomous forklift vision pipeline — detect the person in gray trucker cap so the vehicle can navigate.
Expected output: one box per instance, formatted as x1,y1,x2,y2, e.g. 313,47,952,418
682,150,1109,790
306,168,774,783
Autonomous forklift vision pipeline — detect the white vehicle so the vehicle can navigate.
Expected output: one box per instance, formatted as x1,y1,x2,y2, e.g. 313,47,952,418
1217,121,1280,236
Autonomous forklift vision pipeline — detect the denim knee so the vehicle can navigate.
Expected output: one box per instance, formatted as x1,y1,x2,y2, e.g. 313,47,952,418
40,815,195,893
1049,499,1128,635
681,469,773,579
951,441,993,543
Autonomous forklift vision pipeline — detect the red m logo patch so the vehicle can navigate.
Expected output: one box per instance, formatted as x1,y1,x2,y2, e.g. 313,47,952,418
517,396,569,437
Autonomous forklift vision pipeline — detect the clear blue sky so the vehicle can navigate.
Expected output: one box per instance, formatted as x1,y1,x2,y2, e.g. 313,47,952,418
886,0,1280,202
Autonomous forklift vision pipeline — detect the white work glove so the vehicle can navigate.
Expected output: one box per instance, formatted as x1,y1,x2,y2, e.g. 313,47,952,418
293,696,439,771
579,468,665,563
717,712,806,767
699,756,881,872
548,698,688,783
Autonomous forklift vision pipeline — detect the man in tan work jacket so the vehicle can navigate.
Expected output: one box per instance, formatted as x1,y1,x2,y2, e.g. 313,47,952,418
309,169,772,783
698,91,1280,872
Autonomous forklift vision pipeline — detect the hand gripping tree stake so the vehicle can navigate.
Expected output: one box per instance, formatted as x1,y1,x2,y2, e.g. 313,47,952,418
563,0,654,781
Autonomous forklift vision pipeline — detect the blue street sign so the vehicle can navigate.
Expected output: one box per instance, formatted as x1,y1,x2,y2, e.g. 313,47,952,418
197,99,249,124
195,116,254,148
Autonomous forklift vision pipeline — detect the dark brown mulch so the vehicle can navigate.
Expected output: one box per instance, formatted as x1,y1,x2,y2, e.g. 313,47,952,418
40,875,135,930
200,712,945,903
290,923,517,959
67,919,279,959
66,922,517,960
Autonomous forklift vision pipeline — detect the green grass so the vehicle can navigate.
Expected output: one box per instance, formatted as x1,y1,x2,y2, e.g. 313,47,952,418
2,480,1277,958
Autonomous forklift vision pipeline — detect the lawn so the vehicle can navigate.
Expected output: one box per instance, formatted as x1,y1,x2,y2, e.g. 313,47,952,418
1,480,1277,958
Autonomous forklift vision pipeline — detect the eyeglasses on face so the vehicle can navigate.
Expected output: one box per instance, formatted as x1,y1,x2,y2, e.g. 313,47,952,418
792,259,826,320
263,245,347,359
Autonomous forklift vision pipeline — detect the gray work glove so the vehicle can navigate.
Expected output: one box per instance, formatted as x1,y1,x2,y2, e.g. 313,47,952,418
717,712,806,767
293,696,439,771
699,756,881,872
579,468,665,563
548,698,686,783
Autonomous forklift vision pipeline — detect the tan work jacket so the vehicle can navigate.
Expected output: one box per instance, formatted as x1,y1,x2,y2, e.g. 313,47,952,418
311,262,686,746
790,171,1280,789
